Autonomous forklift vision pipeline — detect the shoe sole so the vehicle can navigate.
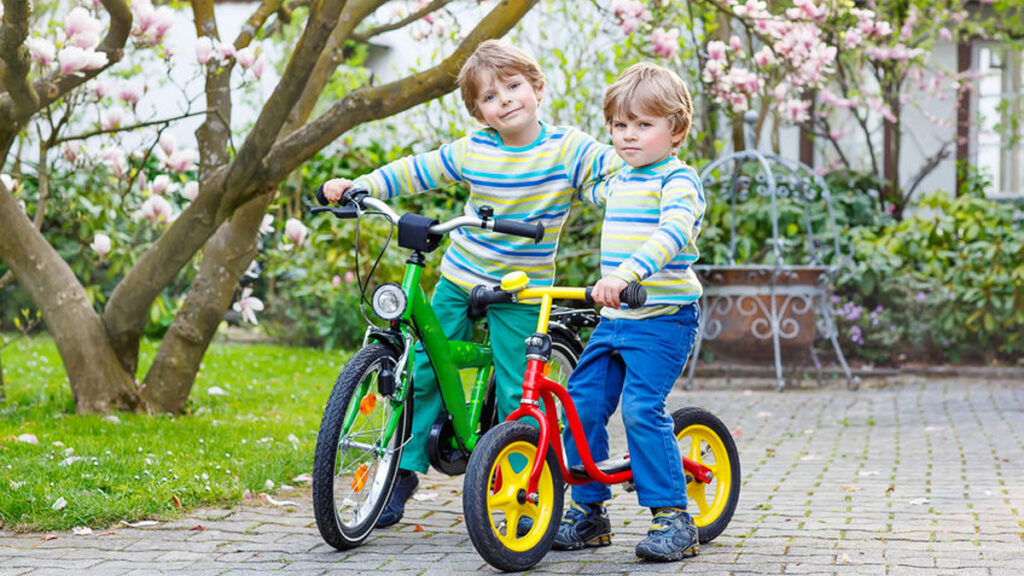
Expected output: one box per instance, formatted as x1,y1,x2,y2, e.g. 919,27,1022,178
635,543,699,562
552,533,613,551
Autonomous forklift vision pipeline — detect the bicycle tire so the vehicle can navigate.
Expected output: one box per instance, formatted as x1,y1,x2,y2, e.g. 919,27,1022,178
672,406,741,543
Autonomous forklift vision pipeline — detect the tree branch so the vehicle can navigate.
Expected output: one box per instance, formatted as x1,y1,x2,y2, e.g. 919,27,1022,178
234,0,284,50
265,0,540,181
350,0,452,43
902,140,951,205
0,0,39,119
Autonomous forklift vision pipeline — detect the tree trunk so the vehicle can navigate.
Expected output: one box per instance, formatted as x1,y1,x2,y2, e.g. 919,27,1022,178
0,188,140,413
141,191,272,412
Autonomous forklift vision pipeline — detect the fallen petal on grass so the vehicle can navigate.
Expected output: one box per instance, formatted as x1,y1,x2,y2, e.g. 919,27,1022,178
292,473,312,484
17,433,39,445
207,386,229,397
72,526,93,536
52,497,67,511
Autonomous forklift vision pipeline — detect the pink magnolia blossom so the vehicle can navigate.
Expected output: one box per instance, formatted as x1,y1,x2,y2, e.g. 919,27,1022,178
843,27,863,49
728,67,762,95
91,79,111,99
26,38,57,67
707,40,728,62
753,46,775,68
90,233,112,258
58,46,108,75
163,148,197,172
99,148,127,178
780,98,811,123
331,275,342,287
651,28,679,58
250,55,267,81
180,181,199,201
118,80,142,106
130,0,175,46
259,214,274,235
235,46,257,69
345,271,356,284
65,8,103,50
611,0,650,35
62,142,86,164
150,174,176,195
215,40,235,61
100,107,125,130
233,288,265,325
284,218,308,246
938,28,952,41
140,195,173,223
432,19,450,38
195,37,214,65
729,35,743,53
158,132,176,156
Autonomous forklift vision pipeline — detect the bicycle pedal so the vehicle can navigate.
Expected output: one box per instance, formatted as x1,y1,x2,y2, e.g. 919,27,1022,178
623,480,635,493
568,453,631,479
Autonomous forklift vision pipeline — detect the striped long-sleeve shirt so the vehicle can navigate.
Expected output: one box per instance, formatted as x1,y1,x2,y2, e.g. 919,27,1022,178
354,122,621,290
584,156,705,320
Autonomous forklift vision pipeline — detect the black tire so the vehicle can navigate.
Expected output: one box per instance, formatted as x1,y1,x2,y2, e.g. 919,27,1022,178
672,406,741,543
463,421,564,572
312,344,411,550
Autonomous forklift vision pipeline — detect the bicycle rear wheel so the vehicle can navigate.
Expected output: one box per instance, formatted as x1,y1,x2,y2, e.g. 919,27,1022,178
312,344,411,549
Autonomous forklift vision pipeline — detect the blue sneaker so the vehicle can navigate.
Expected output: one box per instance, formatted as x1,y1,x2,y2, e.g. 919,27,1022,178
635,507,699,562
552,502,612,550
375,470,418,528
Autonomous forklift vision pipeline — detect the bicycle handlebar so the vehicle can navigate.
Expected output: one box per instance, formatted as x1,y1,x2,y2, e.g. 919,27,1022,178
312,186,544,243
469,281,647,317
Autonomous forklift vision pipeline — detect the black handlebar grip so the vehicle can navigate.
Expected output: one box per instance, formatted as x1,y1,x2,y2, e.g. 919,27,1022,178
582,282,647,308
468,285,514,320
492,220,545,244
315,184,329,206
620,282,647,308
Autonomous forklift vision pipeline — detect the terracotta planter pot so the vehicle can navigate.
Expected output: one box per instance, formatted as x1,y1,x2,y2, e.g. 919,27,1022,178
693,265,828,360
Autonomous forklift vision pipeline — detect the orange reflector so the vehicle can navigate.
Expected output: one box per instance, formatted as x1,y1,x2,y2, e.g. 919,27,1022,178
352,465,368,492
359,393,377,415
542,362,551,376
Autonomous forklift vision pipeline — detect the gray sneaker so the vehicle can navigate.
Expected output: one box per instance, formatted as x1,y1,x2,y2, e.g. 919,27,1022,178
635,507,699,562
552,502,612,550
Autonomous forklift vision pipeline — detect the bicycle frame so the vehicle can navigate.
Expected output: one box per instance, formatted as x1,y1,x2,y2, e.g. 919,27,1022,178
341,252,494,457
504,286,716,499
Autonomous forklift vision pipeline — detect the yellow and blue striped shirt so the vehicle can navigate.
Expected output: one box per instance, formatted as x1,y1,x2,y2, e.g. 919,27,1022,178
583,156,705,320
355,123,621,291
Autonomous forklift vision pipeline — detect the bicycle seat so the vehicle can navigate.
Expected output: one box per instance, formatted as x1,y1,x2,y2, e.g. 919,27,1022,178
569,453,631,479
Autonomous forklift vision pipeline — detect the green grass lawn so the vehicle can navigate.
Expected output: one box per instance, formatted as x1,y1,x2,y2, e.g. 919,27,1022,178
0,335,349,532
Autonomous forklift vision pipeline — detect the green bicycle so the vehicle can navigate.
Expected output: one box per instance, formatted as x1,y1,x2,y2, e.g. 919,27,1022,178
309,189,587,550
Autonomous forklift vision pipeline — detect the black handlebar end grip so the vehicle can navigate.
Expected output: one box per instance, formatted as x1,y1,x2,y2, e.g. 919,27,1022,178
315,184,329,206
621,282,647,308
492,219,546,244
583,286,594,306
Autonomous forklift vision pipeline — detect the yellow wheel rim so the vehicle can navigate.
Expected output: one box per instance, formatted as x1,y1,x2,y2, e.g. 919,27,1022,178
677,424,731,528
485,440,554,552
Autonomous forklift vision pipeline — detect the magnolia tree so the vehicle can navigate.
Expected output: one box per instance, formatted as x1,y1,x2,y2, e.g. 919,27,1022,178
600,0,1019,218
0,0,538,414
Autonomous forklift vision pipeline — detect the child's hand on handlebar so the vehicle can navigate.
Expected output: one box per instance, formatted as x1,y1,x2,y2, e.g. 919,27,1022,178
322,178,356,204
592,276,629,309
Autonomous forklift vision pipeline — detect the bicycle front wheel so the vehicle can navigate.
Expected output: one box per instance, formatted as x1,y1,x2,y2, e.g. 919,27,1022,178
463,421,564,572
312,344,411,550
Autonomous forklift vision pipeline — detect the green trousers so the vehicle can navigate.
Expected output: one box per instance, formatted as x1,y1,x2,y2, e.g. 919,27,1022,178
399,277,538,473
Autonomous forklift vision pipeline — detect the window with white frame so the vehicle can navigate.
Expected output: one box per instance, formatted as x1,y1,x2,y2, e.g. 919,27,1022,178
974,45,1023,198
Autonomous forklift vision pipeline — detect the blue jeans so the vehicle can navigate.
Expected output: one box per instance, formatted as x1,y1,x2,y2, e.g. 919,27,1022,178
562,304,699,509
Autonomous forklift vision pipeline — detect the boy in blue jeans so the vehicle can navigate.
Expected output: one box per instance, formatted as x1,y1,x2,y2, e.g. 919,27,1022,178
554,62,705,562
322,40,621,527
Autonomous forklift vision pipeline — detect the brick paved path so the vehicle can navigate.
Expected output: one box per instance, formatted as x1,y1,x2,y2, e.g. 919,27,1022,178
2,378,1022,575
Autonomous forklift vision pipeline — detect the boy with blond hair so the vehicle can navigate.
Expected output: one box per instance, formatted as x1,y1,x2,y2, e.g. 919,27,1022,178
553,62,705,562
321,39,620,527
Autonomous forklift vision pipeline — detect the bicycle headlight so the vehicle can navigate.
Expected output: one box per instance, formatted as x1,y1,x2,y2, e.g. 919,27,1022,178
371,283,407,321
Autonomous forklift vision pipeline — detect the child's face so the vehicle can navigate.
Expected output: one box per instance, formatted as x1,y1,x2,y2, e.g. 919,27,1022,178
475,71,543,143
609,113,680,168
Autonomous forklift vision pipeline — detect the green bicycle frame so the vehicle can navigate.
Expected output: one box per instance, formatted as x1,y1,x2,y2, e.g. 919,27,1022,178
342,255,494,456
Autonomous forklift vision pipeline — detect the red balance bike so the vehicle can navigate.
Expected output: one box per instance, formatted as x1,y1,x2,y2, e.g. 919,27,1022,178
462,272,741,572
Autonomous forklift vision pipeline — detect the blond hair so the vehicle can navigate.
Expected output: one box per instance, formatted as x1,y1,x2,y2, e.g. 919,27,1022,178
457,39,546,122
604,62,693,145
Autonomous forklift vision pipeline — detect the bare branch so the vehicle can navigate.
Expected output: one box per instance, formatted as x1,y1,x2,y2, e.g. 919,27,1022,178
902,141,951,204
266,0,540,180
234,0,285,50
350,0,453,43
53,110,207,145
